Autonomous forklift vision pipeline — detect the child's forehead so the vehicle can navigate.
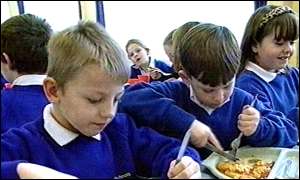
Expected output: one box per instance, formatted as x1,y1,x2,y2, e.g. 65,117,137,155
66,66,124,92
127,43,142,51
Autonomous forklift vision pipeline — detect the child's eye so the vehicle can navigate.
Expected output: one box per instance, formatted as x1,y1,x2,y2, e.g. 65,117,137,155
88,98,102,104
290,41,296,45
203,89,214,93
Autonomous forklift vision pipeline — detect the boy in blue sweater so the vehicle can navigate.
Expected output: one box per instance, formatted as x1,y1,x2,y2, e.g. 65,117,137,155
236,5,299,129
1,21,201,179
118,23,298,156
1,14,51,133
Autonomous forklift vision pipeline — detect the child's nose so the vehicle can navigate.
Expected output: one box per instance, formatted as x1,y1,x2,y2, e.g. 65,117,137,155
213,90,225,104
283,43,293,54
100,102,115,119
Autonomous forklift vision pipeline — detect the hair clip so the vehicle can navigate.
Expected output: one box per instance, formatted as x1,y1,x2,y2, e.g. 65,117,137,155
259,6,295,29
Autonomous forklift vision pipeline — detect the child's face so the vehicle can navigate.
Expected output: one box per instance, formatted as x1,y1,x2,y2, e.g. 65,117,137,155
252,32,295,72
190,76,235,109
127,43,149,66
51,64,124,137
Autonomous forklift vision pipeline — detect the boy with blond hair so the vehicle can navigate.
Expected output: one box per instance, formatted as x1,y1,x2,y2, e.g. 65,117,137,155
1,21,201,179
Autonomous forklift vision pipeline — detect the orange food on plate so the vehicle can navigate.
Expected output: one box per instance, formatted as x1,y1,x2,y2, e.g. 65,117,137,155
216,159,274,179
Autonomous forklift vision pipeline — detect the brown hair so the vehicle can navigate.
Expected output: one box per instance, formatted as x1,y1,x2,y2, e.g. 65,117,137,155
163,29,176,47
1,14,52,74
172,21,201,72
177,23,241,87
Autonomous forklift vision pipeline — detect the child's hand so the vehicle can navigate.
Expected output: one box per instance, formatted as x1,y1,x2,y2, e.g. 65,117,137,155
17,163,78,179
190,120,223,150
167,156,201,179
149,68,162,80
238,105,260,136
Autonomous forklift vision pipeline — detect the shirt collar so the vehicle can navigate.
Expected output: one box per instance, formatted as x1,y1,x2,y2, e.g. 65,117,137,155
12,74,47,86
189,85,230,115
245,62,286,83
43,104,101,146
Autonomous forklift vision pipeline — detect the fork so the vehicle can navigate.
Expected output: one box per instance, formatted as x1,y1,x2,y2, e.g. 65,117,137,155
230,94,258,157
230,132,243,157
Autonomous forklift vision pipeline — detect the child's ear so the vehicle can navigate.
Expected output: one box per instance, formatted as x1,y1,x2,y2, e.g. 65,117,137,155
43,77,60,103
251,45,258,53
1,53,13,69
178,70,191,85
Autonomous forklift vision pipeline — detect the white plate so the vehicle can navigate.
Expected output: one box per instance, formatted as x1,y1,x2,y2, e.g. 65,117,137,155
202,147,286,179
273,149,299,179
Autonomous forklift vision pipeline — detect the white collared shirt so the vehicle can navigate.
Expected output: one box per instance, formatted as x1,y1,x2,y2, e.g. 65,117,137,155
12,74,47,86
43,104,101,146
245,62,286,83
189,85,230,115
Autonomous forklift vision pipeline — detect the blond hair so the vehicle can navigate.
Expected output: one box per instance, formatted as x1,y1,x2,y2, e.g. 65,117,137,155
47,21,130,89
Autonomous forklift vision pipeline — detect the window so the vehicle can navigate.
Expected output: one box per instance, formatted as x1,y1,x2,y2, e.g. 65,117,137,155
103,1,254,64
1,1,10,23
23,1,80,32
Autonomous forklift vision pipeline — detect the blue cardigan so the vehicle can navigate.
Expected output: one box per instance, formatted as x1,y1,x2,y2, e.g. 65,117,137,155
236,68,299,128
1,85,49,133
118,81,298,151
1,113,200,179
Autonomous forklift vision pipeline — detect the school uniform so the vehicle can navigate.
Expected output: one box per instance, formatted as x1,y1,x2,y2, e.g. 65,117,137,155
1,104,201,179
130,58,175,81
1,75,49,133
118,81,298,154
1,74,8,90
236,62,299,128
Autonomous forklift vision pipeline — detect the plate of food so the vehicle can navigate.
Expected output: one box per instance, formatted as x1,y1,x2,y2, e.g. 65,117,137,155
202,147,283,179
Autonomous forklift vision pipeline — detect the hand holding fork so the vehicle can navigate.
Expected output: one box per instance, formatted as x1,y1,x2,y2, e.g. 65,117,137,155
230,95,258,158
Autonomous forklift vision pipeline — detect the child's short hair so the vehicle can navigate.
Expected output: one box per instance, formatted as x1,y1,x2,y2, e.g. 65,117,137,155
177,23,241,86
47,21,130,89
125,39,150,55
163,29,176,47
1,14,52,74
239,5,299,74
172,21,201,72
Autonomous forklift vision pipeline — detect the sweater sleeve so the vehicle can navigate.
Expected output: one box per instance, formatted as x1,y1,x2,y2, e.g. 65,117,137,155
246,100,298,148
1,129,30,179
1,160,27,179
125,115,201,178
287,107,299,128
119,82,196,136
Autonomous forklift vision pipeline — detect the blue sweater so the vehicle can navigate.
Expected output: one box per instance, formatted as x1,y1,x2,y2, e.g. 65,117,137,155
1,113,200,179
1,74,8,90
236,68,299,128
118,81,298,151
130,59,175,80
1,85,49,133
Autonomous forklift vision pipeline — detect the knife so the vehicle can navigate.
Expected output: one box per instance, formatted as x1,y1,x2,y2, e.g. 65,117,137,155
205,143,240,162
175,128,192,165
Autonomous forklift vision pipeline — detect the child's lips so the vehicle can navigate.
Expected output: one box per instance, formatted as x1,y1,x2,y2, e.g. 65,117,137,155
92,122,106,129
